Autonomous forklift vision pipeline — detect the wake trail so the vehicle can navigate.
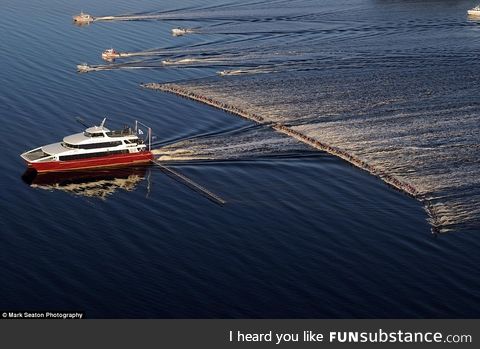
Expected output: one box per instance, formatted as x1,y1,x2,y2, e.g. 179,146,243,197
152,126,306,162
142,82,446,231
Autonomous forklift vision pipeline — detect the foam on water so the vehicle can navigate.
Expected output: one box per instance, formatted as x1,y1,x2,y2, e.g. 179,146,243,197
152,126,307,161
139,0,480,233
83,0,323,24
157,66,479,233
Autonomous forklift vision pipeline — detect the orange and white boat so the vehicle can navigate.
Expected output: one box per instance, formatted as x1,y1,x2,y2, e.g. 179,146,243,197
20,118,153,173
101,48,121,61
73,11,95,24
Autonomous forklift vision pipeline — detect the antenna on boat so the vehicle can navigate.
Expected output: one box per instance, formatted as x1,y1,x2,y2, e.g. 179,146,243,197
100,117,107,127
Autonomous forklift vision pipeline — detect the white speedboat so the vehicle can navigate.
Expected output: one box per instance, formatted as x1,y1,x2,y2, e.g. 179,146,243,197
171,28,194,36
76,63,93,73
468,5,480,15
20,118,153,172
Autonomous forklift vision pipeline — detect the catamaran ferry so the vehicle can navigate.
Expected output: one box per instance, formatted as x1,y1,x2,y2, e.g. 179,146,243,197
20,119,153,173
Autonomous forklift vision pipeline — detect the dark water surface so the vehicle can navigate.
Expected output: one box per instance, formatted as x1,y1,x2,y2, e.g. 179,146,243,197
0,0,479,317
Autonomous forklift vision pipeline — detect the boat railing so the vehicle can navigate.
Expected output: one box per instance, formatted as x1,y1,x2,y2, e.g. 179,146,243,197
107,128,135,137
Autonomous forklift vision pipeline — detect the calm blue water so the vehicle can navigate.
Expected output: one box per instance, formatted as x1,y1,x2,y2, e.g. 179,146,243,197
0,0,479,318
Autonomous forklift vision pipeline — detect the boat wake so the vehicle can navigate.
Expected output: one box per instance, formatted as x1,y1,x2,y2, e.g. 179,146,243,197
79,48,309,75
94,14,171,22
74,0,479,234
84,1,331,24
77,60,164,73
162,57,225,65
152,127,308,162
143,78,480,234
218,67,277,76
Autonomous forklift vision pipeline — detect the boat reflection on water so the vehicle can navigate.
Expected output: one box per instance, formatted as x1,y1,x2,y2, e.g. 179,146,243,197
22,166,148,199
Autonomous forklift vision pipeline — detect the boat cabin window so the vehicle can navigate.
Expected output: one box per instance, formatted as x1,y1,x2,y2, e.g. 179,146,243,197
62,141,123,149
59,149,129,161
84,131,104,137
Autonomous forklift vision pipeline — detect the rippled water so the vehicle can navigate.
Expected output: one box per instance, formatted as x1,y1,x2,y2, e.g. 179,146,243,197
1,0,479,318
137,0,480,234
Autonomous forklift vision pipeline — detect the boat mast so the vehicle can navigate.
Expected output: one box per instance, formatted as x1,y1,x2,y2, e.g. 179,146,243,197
135,120,152,151
148,127,152,151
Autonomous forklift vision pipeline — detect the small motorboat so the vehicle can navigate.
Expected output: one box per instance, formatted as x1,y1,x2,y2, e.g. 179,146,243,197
102,48,121,61
73,11,95,24
171,27,194,36
468,5,480,16
76,63,93,73
20,118,153,173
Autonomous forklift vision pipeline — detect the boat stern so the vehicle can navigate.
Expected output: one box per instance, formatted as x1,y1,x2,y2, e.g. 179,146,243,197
77,63,92,73
73,12,94,23
101,49,120,61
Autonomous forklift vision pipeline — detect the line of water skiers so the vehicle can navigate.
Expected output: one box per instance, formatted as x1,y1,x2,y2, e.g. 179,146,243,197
144,82,419,197
144,83,265,123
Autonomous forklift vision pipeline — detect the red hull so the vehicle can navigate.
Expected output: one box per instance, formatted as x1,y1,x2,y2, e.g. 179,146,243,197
26,151,153,173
